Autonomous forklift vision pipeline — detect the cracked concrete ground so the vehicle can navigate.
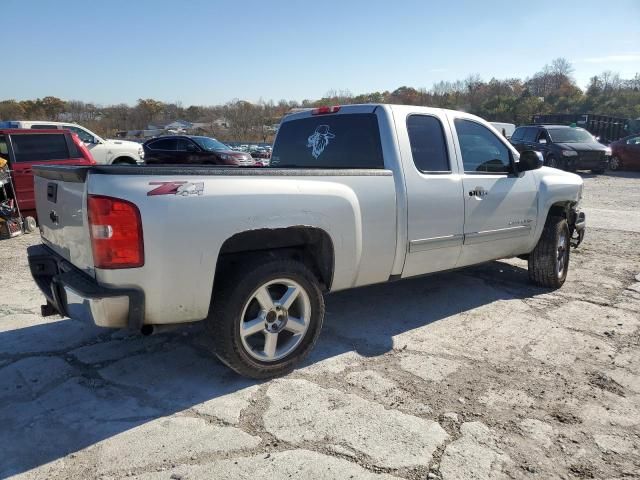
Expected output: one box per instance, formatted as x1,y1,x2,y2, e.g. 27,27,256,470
1,172,639,479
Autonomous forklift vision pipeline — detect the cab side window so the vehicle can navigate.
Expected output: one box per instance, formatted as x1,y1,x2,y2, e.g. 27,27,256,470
11,134,70,162
177,139,199,152
523,128,538,143
511,128,525,142
406,115,450,172
537,130,550,143
454,119,511,173
148,139,177,151
66,125,95,143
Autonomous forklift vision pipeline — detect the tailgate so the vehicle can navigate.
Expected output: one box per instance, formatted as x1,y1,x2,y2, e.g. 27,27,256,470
33,166,95,277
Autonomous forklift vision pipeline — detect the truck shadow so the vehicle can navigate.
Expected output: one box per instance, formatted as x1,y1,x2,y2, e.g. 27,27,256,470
0,259,541,477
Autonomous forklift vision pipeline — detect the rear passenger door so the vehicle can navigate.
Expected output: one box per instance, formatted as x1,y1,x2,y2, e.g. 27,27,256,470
145,138,178,164
451,117,538,266
398,112,465,277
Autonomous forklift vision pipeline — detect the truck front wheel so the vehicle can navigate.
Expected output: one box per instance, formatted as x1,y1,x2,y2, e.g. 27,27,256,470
528,216,570,289
207,259,325,378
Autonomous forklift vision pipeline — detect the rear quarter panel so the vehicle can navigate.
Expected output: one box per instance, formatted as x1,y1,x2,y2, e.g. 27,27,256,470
88,172,397,324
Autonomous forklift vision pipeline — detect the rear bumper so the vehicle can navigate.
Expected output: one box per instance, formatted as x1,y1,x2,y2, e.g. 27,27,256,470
27,244,144,329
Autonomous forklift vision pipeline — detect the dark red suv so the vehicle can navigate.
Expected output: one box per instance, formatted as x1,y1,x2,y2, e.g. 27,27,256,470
0,129,95,216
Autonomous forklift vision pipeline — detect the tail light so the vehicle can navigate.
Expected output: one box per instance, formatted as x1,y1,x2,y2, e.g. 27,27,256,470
88,195,144,269
312,105,340,115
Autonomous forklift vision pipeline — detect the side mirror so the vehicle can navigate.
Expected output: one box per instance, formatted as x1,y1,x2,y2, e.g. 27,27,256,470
538,138,547,144
516,150,543,173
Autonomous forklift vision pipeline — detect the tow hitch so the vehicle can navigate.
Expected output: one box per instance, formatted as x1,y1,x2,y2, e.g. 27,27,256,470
571,211,586,248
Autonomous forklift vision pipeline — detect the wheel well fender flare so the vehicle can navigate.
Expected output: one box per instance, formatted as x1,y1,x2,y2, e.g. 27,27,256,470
213,226,335,293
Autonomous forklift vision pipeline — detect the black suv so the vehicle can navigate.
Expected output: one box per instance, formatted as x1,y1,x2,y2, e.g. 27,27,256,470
510,125,610,173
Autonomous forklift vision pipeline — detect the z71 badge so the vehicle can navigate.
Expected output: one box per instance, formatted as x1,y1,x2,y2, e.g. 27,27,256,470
147,181,204,196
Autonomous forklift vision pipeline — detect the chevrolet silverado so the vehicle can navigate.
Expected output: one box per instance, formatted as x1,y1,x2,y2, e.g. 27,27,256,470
27,104,586,378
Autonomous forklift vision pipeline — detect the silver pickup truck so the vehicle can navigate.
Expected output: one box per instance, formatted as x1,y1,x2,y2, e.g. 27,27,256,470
28,104,585,378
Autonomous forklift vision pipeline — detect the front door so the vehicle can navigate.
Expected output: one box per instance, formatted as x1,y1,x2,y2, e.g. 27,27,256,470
399,111,465,277
451,118,538,267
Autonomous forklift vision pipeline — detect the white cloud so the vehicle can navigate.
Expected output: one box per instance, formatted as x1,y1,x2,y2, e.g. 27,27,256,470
576,53,640,64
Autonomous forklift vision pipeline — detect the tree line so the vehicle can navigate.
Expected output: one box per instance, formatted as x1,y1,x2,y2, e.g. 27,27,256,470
1,58,638,141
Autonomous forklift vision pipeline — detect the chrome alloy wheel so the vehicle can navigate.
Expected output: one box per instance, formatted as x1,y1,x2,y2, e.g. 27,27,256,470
557,229,569,278
239,278,311,362
609,156,620,170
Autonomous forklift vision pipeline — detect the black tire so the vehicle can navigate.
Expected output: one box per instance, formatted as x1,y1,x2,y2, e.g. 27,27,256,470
207,258,325,378
557,158,568,171
546,155,559,169
528,216,570,289
112,158,136,165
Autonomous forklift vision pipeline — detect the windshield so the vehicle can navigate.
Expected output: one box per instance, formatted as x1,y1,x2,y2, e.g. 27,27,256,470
192,136,229,151
548,128,596,144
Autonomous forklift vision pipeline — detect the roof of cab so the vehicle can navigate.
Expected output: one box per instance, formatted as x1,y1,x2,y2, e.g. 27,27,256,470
0,129,69,134
282,103,460,123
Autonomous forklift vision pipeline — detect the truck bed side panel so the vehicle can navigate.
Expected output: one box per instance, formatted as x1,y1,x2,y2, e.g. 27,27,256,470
87,172,397,325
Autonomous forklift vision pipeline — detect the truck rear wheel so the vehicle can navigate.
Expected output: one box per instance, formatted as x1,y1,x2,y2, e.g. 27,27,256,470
528,216,570,289
207,258,325,378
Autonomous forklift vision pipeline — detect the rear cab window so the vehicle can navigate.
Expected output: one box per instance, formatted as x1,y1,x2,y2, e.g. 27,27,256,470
10,133,70,162
30,124,59,130
271,113,384,168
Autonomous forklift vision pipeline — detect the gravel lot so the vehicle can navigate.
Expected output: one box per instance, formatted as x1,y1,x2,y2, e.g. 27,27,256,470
1,172,639,480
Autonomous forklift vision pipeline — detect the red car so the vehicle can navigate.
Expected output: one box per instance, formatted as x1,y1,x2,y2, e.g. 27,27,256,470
610,134,640,171
0,129,95,217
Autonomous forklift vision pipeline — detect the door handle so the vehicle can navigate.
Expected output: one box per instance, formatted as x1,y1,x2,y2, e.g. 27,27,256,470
23,169,32,174
469,187,489,198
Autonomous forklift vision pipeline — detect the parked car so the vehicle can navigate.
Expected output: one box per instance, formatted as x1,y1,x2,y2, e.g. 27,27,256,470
490,122,516,139
510,124,611,173
28,104,585,378
0,121,143,165
609,133,640,171
143,135,256,166
0,129,94,216
250,147,271,159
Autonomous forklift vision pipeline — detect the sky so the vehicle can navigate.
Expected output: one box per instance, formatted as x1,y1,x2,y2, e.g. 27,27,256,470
3,0,640,106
